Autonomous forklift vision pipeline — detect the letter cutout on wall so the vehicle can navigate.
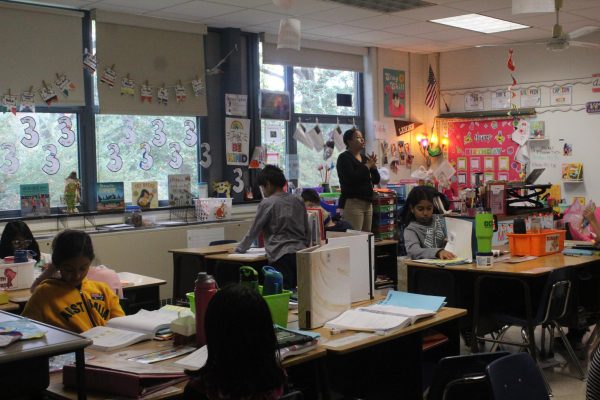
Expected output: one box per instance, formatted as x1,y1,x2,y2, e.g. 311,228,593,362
151,119,167,147
0,143,19,174
184,120,198,147
168,142,183,169
199,143,212,168
106,143,123,172
139,142,154,171
232,167,244,193
57,116,75,147
20,116,40,148
42,144,60,175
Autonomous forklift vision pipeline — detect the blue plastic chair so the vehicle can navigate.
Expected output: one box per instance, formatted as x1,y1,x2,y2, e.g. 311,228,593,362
486,353,550,400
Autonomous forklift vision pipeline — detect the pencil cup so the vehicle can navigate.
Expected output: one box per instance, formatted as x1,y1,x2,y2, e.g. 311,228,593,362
476,252,494,269
321,183,331,193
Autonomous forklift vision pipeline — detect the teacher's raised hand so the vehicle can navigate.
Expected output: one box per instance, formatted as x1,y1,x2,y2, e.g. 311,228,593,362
366,152,377,169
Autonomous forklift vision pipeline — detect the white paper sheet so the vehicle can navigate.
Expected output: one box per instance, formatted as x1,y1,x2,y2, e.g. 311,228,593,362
174,345,208,369
444,217,474,262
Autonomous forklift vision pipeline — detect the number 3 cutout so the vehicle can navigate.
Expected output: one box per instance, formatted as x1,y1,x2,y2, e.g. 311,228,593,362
169,142,183,169
107,143,123,172
42,144,60,175
20,116,40,148
199,143,212,168
57,116,76,147
151,119,167,147
232,168,244,193
0,143,19,174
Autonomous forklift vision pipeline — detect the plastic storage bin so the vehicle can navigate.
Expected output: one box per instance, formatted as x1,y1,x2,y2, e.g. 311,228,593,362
188,286,292,327
0,260,35,290
507,229,566,256
195,198,233,222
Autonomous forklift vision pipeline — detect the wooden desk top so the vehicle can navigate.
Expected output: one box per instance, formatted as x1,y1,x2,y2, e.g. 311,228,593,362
118,272,167,289
375,239,398,247
406,253,600,276
205,252,268,263
169,243,238,256
0,301,19,312
46,334,326,399
315,307,466,354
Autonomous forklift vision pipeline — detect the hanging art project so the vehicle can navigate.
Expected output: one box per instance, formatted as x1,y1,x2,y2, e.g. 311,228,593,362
446,118,522,194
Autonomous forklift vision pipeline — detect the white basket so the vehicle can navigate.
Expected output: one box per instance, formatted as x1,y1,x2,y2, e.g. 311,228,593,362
0,260,35,290
195,198,233,222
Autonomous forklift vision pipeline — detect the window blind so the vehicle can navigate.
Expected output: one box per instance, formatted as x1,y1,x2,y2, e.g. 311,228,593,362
0,3,85,106
94,11,207,116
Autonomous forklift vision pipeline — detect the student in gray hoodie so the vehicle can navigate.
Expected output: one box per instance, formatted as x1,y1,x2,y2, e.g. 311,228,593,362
401,186,455,260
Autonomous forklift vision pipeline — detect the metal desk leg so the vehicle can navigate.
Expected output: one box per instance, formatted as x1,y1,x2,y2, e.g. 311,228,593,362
75,349,87,400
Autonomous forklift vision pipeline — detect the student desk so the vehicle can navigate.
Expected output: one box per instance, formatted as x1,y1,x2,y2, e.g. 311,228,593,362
169,243,238,300
0,310,92,400
204,252,269,286
118,272,166,313
406,254,600,334
44,336,328,400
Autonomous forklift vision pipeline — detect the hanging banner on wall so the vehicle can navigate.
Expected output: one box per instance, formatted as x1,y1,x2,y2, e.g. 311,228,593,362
393,119,421,136
550,85,572,106
447,118,521,193
225,117,250,166
520,87,541,107
383,69,406,118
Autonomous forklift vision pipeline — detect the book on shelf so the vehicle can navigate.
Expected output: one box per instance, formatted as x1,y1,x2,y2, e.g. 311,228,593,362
168,174,193,206
131,181,159,209
324,291,446,333
529,121,545,139
561,163,583,180
96,182,125,211
19,183,50,217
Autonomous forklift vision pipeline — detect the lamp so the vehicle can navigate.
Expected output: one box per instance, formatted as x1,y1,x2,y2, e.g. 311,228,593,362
416,132,432,168
277,18,301,50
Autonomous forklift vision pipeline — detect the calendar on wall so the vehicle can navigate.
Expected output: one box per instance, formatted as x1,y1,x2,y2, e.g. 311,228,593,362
445,118,522,193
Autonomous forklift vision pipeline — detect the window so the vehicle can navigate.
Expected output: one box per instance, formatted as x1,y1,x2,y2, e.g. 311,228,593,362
95,114,199,204
293,67,357,116
0,112,79,211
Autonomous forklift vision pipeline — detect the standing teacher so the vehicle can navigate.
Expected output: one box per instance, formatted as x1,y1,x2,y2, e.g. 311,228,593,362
336,127,380,232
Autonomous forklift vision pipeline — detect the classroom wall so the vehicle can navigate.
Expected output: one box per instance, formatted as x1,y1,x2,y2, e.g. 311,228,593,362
440,46,600,203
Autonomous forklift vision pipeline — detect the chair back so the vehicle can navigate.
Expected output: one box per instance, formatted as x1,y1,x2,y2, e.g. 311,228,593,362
538,268,572,324
209,239,237,246
427,352,509,400
486,353,550,400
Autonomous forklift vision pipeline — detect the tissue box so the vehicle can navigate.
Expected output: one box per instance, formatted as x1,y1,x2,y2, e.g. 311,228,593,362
0,260,35,290
195,198,232,222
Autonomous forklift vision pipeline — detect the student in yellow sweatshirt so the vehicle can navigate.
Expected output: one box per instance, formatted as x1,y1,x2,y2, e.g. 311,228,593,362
22,230,124,333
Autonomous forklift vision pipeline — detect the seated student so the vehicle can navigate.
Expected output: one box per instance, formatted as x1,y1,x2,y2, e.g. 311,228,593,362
184,284,286,400
0,221,48,265
301,188,352,232
401,186,455,260
584,201,600,248
235,165,309,289
22,230,124,333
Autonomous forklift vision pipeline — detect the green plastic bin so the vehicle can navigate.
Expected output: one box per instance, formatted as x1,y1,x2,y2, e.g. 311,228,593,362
187,287,291,327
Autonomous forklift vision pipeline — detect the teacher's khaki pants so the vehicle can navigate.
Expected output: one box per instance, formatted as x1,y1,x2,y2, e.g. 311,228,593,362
342,198,373,233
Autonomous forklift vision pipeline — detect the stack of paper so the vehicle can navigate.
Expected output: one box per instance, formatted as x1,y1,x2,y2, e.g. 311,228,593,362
413,258,469,267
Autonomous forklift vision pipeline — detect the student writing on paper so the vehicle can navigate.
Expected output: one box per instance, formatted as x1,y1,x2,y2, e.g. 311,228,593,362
184,284,286,400
401,186,455,260
22,230,124,333
235,165,309,289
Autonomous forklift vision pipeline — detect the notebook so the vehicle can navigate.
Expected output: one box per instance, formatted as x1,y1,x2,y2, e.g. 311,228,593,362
82,326,153,352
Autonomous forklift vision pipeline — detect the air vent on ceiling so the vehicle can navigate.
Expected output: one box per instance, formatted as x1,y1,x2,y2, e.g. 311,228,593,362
326,0,435,13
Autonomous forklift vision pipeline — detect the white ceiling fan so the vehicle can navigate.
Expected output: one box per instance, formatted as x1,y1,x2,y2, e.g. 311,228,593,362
484,0,600,51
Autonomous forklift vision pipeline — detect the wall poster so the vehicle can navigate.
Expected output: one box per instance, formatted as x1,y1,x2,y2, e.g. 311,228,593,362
225,117,250,166
446,118,522,194
383,68,406,118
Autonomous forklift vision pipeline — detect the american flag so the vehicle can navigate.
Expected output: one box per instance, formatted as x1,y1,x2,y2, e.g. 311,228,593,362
425,65,438,109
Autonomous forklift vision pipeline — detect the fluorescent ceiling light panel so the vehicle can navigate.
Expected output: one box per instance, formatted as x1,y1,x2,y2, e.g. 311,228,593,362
430,14,529,34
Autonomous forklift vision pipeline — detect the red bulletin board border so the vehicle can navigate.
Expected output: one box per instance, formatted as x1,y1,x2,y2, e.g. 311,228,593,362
443,117,522,193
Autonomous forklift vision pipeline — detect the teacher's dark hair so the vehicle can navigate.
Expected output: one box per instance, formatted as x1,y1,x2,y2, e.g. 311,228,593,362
184,284,285,399
257,165,287,189
343,127,358,147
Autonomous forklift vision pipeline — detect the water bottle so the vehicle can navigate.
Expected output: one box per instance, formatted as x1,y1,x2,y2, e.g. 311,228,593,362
262,266,283,295
194,272,217,347
239,266,258,291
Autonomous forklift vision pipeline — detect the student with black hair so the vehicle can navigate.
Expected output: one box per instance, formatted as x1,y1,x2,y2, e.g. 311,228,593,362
0,221,42,262
22,230,124,333
402,186,455,260
301,188,353,232
235,165,309,289
336,128,380,232
184,284,286,400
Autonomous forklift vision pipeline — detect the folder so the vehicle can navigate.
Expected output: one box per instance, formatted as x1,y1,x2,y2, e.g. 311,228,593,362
63,364,188,398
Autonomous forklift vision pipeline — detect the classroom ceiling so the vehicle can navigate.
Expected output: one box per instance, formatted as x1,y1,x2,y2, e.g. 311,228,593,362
21,0,600,53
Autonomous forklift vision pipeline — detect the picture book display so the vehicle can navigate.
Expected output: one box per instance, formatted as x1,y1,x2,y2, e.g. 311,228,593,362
20,183,50,216
96,182,125,211
167,174,193,206
561,163,583,180
131,181,158,209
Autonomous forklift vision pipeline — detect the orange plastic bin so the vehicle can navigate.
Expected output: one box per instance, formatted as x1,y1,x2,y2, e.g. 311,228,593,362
507,229,565,256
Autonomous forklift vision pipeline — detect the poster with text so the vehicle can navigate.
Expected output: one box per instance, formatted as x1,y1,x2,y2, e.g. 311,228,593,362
464,92,484,111
265,122,283,144
447,118,521,194
225,118,250,166
520,87,541,107
225,94,248,117
383,69,406,118
491,90,511,110
550,85,572,106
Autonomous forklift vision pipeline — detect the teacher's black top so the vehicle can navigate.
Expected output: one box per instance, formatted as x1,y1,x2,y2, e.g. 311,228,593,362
336,150,381,208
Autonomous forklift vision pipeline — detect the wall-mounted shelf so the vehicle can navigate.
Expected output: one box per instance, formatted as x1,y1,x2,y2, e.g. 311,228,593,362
562,179,584,183
528,138,549,142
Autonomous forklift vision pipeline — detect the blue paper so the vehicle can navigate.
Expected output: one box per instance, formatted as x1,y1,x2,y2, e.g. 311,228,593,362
379,291,446,312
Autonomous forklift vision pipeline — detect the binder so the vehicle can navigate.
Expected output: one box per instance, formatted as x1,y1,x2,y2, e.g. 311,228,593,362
63,364,188,398
297,244,351,329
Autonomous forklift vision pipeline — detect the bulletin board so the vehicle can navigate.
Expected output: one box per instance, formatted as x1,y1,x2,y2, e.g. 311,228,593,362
444,118,522,193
